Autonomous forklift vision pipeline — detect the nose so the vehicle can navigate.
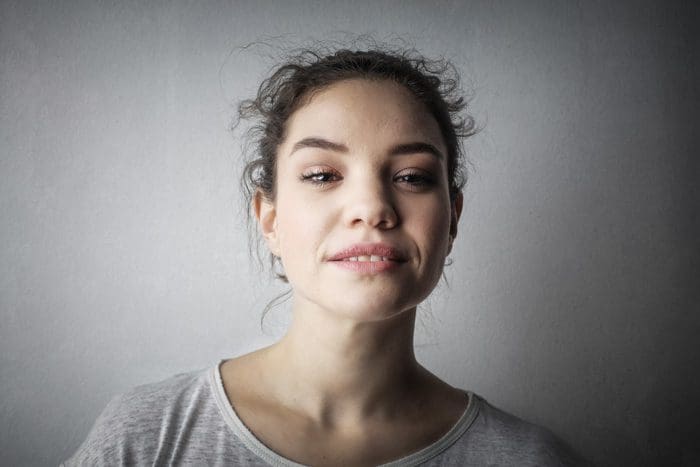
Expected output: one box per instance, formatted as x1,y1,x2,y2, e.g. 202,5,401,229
343,174,398,230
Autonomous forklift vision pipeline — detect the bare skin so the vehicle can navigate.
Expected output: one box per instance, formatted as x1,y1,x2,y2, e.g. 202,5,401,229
221,307,469,466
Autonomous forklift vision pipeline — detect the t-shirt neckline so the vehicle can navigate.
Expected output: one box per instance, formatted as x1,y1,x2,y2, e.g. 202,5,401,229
209,359,480,467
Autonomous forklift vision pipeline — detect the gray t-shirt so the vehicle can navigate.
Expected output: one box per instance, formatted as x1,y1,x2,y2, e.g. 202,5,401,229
62,362,588,466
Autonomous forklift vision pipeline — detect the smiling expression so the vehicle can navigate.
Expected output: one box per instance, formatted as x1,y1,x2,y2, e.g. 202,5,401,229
255,78,462,321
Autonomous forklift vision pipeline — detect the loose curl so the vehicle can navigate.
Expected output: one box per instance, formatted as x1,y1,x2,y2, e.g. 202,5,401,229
237,44,476,286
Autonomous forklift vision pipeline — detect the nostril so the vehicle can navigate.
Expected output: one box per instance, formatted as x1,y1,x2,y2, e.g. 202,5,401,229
343,185,399,228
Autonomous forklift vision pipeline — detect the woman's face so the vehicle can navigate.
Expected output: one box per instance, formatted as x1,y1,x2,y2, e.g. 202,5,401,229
256,79,462,322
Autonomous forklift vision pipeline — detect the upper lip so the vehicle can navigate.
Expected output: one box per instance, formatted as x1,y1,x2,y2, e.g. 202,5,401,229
327,243,407,261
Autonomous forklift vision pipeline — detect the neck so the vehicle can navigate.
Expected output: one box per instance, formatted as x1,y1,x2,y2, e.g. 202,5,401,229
264,298,426,427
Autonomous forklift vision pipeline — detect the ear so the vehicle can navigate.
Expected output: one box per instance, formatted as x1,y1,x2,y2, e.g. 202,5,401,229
447,192,463,255
253,190,281,257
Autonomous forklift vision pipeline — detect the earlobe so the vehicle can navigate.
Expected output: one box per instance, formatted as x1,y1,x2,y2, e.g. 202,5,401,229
253,190,281,257
447,192,463,255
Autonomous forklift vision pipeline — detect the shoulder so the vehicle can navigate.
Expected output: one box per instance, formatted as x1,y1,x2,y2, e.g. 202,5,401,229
438,394,592,467
94,368,210,435
63,368,213,466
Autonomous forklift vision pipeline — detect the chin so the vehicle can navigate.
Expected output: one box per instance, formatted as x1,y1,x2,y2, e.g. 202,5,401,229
325,294,421,323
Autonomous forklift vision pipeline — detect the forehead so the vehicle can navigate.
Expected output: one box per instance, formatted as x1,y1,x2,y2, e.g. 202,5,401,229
282,79,445,151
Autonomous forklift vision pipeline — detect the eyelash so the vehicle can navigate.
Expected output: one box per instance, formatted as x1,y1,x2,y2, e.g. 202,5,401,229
299,169,436,190
300,169,341,186
394,170,436,189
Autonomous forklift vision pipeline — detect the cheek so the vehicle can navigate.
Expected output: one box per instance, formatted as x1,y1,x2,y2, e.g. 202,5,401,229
425,217,451,260
405,197,451,242
274,196,325,266
274,174,337,257
406,200,453,279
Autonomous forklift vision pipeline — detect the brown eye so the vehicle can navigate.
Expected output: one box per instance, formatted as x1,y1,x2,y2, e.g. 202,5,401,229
394,169,436,191
300,169,341,186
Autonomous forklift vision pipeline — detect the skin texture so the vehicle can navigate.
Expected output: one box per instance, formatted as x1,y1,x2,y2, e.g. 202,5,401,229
221,79,467,466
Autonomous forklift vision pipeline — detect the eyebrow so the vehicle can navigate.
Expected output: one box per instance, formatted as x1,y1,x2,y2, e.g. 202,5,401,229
290,137,348,155
289,137,444,159
389,142,444,160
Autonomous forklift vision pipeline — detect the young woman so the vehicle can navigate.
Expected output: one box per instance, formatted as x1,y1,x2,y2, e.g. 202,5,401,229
64,48,587,466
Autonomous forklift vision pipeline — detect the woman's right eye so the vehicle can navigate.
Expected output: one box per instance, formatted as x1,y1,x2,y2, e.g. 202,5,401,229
299,170,341,186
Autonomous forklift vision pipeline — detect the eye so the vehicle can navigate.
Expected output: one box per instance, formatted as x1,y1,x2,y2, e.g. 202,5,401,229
394,169,436,191
300,168,342,187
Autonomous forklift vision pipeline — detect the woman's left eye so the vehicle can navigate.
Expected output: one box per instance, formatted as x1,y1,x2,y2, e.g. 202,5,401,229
394,170,436,190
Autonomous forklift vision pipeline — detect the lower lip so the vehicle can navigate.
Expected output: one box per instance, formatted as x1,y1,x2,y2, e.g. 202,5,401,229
329,260,402,274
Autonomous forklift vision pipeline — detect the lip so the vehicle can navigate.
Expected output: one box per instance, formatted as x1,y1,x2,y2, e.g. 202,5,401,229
327,243,407,274
327,243,407,262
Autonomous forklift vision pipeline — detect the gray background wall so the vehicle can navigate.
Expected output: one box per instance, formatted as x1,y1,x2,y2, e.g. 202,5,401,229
1,1,698,466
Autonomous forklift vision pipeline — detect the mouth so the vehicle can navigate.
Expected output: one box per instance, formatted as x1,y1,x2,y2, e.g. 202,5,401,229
341,255,394,262
327,243,407,273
